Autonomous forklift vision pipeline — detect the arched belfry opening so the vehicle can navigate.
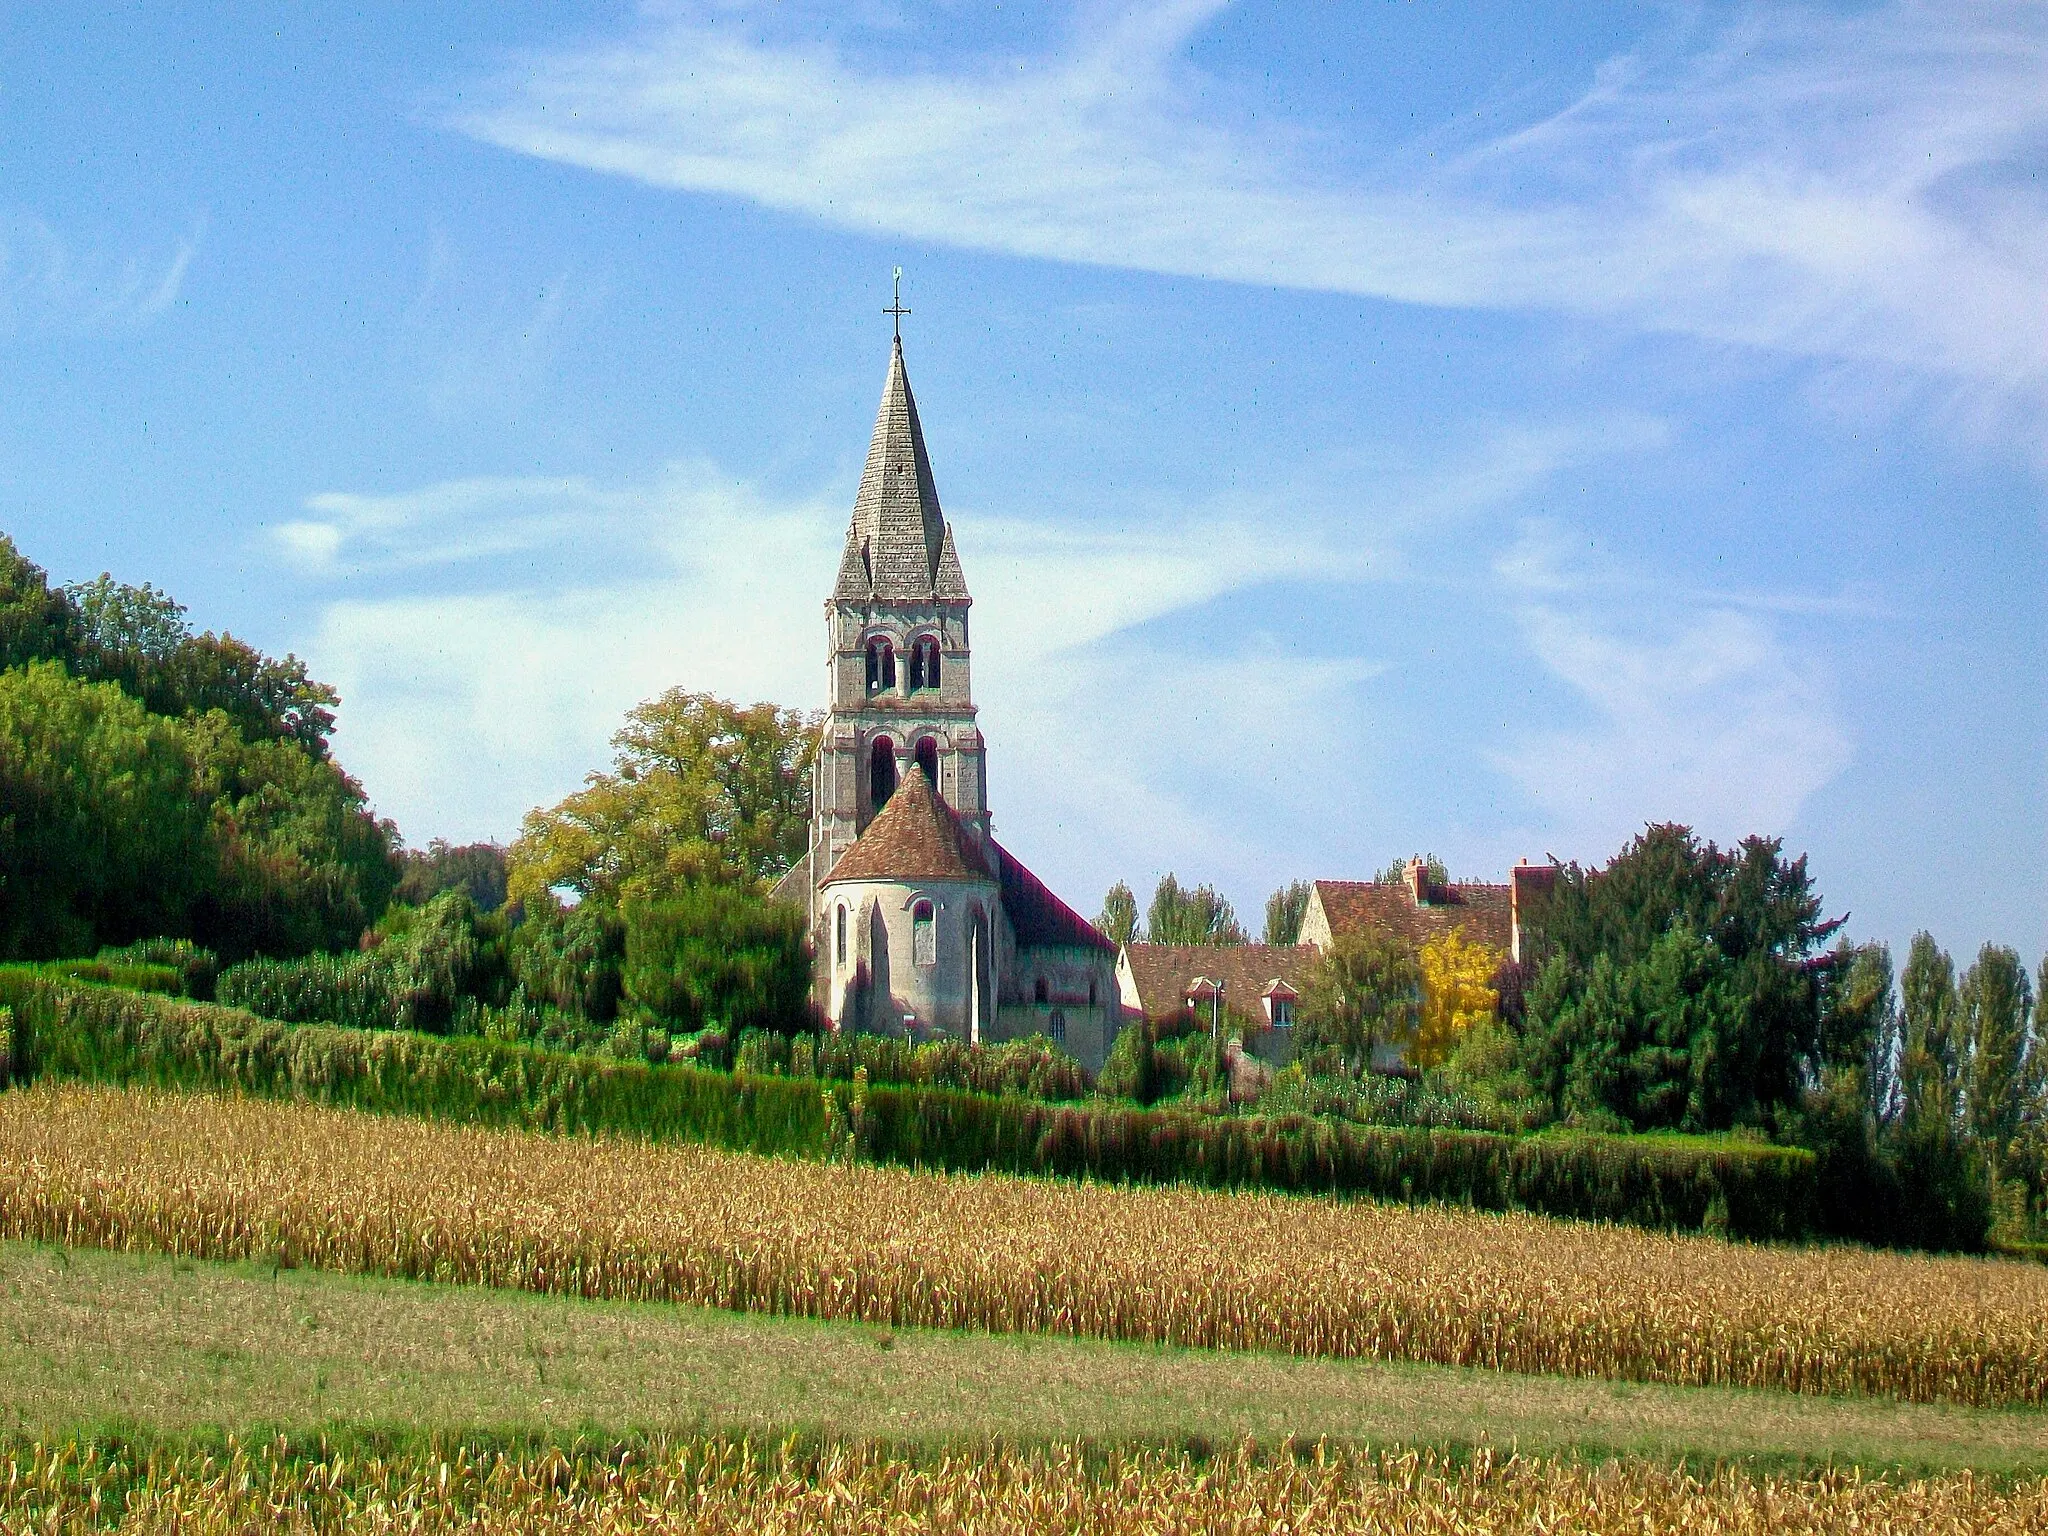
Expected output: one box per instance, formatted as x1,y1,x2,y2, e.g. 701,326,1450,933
866,638,896,695
909,636,942,691
914,735,940,789
869,736,898,811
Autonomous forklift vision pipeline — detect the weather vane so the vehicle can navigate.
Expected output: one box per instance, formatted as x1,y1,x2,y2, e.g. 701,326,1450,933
884,266,911,340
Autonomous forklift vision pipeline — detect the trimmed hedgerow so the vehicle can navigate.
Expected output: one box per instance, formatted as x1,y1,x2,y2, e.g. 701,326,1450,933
0,969,1817,1239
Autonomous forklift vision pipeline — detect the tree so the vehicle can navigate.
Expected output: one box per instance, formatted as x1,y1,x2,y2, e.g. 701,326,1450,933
1145,873,1247,946
622,884,811,1034
1263,880,1311,946
1414,926,1501,1068
1898,932,1962,1135
1513,825,1843,1133
1960,944,2039,1193
1376,853,1448,887
397,840,509,912
1299,930,1420,1074
1823,940,1899,1124
1095,881,1139,948
182,709,399,958
510,897,625,1022
508,691,819,909
0,537,72,669
0,661,211,956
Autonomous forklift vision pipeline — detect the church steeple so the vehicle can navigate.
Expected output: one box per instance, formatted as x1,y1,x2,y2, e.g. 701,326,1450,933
835,338,958,602
807,331,987,893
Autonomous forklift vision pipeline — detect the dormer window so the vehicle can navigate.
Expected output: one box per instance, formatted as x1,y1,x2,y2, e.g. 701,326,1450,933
909,636,942,691
1271,997,1294,1029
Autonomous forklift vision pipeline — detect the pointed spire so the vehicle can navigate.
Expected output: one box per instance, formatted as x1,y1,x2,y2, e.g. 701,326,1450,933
848,337,956,601
934,522,969,602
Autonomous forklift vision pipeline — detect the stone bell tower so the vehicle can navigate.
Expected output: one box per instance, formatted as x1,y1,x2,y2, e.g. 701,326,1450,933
808,335,988,887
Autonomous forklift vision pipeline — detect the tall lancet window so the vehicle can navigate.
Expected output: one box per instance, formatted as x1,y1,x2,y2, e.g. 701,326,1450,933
870,736,897,810
912,900,936,967
866,639,896,694
909,636,941,691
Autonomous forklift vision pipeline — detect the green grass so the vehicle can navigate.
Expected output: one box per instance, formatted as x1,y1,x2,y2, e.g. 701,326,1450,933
3,1240,2044,1476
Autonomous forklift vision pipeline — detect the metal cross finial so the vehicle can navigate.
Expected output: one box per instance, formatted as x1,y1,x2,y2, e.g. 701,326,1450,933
884,266,911,340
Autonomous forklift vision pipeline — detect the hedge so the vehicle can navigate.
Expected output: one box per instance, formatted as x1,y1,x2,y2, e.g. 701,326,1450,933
0,970,1819,1239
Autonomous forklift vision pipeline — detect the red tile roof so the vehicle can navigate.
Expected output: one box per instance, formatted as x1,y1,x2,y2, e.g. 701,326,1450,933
820,768,994,886
1122,943,1318,1025
994,843,1116,952
1311,880,1512,952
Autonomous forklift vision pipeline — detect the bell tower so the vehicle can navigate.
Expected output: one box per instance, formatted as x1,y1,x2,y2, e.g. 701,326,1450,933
809,334,987,887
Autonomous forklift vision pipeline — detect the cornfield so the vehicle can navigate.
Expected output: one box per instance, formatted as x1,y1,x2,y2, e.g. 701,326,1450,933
3,1084,2047,1407
6,1436,2046,1535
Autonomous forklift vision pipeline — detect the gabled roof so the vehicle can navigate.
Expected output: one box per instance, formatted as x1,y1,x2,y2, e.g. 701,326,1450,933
1121,943,1317,1022
834,337,963,604
1311,879,1512,953
994,843,1116,953
821,766,993,887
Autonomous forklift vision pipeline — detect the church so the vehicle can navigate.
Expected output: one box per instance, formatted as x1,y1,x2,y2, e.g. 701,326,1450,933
772,334,1120,1071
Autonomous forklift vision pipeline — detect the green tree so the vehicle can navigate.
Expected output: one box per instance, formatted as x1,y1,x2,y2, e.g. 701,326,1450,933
397,840,508,912
622,883,811,1034
0,662,212,956
1263,879,1311,945
1094,881,1139,948
1898,932,1962,1136
182,710,399,958
1375,853,1448,887
1513,825,1841,1133
1145,873,1247,946
509,691,819,908
510,898,625,1022
1299,930,1421,1074
0,537,72,669
1960,944,2038,1192
1824,940,1899,1123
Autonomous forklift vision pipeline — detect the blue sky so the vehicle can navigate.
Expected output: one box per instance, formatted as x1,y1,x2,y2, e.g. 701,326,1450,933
2,1,2042,962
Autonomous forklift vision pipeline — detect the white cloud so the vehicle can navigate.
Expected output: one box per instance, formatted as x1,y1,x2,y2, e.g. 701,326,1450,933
453,1,2048,413
295,462,1371,848
1492,591,1852,857
0,211,202,334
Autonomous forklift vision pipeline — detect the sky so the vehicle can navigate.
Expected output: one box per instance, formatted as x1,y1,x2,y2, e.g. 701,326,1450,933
1,1,2043,963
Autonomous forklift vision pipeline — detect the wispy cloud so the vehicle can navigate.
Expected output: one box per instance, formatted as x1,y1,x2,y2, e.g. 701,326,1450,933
286,461,1372,846
0,211,202,334
1492,525,1853,853
453,1,2048,416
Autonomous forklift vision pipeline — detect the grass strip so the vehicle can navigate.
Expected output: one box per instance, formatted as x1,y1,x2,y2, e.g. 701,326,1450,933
5,1240,2048,1477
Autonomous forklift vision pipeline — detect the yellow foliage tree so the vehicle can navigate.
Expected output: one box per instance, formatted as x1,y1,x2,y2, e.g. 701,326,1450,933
1414,926,1503,1068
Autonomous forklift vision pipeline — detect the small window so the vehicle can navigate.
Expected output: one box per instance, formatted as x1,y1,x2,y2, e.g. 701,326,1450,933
1088,977,1097,1006
1047,1009,1067,1043
1034,977,1049,1004
835,904,847,967
1272,998,1294,1029
912,901,936,966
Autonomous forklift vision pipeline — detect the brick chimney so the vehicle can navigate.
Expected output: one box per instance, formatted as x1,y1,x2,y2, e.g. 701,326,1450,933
1510,860,1561,964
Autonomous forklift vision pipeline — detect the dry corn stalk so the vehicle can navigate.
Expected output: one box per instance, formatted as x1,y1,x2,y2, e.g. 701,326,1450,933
2,1083,2045,1407
5,1436,2046,1535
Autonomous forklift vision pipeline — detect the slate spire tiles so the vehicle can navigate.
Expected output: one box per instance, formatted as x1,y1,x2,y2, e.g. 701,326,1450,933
835,336,961,603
